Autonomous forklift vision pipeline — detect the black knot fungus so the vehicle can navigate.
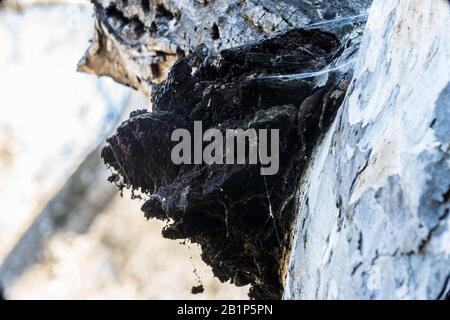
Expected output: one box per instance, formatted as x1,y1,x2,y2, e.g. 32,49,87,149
102,26,360,299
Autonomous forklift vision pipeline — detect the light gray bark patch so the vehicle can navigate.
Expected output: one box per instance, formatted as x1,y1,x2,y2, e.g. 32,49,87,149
382,8,397,49
349,70,375,112
373,175,415,236
418,150,450,231
434,81,450,142
332,112,372,205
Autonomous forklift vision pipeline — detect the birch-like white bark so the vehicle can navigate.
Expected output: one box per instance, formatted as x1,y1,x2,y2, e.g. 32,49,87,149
284,0,450,300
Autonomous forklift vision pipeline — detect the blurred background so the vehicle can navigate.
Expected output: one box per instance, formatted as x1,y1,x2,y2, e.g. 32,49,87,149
0,0,248,299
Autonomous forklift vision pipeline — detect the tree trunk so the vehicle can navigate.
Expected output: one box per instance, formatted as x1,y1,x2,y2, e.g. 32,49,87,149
284,0,450,300
82,0,450,299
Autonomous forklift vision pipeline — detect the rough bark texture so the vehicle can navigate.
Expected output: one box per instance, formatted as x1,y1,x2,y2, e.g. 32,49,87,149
79,0,371,95
284,0,450,299
85,0,449,300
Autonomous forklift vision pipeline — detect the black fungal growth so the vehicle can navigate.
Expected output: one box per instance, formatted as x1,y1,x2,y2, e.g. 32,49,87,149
102,27,356,299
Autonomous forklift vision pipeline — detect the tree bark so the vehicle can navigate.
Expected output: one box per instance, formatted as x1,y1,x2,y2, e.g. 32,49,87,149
284,0,450,300
83,0,450,299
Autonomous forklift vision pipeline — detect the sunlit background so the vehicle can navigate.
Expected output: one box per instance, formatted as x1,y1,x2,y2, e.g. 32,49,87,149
0,0,248,299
